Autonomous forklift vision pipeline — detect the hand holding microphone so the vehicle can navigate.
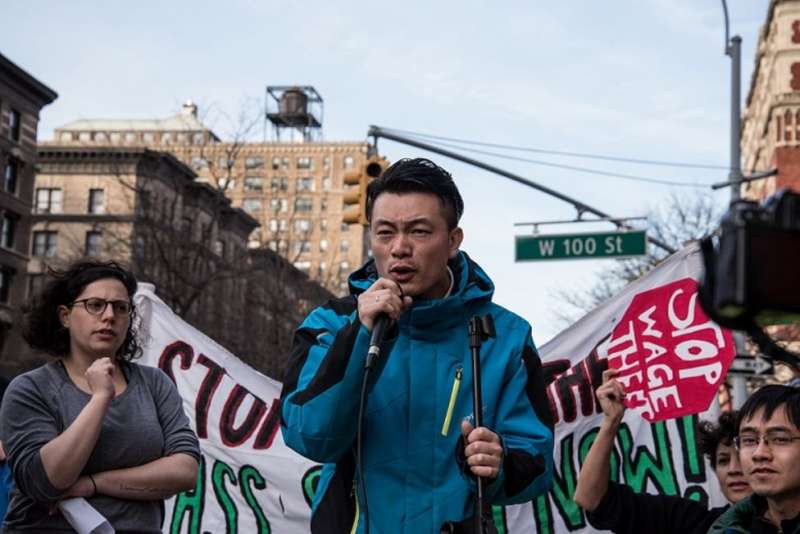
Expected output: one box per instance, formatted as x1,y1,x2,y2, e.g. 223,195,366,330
358,279,412,369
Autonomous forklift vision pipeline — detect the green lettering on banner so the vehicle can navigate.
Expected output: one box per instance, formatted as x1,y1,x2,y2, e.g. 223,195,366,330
212,460,239,534
684,486,709,503
577,427,619,482
492,505,506,534
677,415,707,484
170,455,206,534
618,422,678,496
549,434,586,530
239,465,271,534
533,492,554,534
302,466,322,507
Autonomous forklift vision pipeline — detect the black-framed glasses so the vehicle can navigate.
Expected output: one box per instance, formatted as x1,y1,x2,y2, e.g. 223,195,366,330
70,298,133,316
734,432,800,450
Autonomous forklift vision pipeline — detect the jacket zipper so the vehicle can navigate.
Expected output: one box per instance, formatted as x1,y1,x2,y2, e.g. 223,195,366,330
351,480,360,534
441,366,463,436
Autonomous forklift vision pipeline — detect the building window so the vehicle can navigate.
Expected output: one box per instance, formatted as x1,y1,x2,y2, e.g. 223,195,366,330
270,198,288,213
109,132,121,143
85,231,102,257
320,219,328,232
267,240,278,251
1,213,16,248
244,176,263,192
192,133,205,145
245,157,264,169
294,198,313,212
192,157,209,170
297,177,314,192
213,239,225,257
294,219,311,233
176,133,188,143
269,219,278,232
60,132,73,142
143,132,155,143
3,159,18,194
340,240,350,252
32,231,57,257
320,198,328,212
0,268,13,303
341,222,349,231
35,188,63,213
323,156,331,169
95,132,107,143
322,177,332,191
294,241,311,255
271,176,288,192
124,132,137,144
161,132,173,145
78,132,91,142
217,178,235,191
28,273,44,299
271,156,289,170
242,199,262,213
319,239,328,252
343,155,355,169
9,109,21,142
88,189,105,214
297,156,313,170
293,260,311,273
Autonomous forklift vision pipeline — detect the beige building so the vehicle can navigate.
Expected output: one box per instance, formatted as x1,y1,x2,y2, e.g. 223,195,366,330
0,53,57,374
53,102,375,294
31,145,262,367
741,0,800,199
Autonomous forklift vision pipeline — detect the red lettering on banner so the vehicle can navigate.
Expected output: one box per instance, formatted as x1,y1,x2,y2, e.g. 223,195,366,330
156,340,283,450
607,278,735,422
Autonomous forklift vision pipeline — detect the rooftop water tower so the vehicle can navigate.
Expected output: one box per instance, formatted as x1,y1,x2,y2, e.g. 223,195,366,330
265,86,323,142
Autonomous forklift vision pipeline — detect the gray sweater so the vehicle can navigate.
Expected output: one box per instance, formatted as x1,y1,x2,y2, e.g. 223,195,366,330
0,360,201,533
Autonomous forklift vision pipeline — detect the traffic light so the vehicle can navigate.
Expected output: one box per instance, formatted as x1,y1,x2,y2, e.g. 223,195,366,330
342,155,388,225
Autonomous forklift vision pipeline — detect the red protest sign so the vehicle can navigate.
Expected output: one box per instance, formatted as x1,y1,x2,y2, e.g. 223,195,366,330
606,278,735,422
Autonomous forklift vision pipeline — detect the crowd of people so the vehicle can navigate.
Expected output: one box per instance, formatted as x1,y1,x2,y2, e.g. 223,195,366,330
0,156,795,533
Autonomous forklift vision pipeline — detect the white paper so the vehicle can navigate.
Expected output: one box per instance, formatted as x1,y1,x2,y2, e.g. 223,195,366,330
57,498,115,534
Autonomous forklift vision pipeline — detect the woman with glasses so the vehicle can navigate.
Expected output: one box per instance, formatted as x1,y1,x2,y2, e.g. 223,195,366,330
0,261,200,533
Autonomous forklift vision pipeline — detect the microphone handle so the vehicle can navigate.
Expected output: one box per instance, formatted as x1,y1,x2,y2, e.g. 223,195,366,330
366,314,391,369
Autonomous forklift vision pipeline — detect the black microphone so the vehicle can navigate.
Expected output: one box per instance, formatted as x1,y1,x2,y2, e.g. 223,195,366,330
366,314,391,370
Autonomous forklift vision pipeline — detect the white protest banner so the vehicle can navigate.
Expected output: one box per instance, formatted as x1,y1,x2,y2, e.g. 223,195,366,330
134,284,320,534
495,242,731,533
135,242,730,534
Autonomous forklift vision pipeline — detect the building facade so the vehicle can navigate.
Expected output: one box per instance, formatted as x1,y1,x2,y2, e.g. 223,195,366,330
741,0,800,199
0,53,57,374
53,103,374,294
740,0,800,376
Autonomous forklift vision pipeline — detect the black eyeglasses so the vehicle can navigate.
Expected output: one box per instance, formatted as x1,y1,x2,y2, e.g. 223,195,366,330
70,298,133,316
734,432,800,450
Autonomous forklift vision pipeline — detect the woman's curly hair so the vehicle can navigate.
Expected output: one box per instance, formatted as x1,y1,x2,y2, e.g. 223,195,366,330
696,411,738,469
22,261,142,361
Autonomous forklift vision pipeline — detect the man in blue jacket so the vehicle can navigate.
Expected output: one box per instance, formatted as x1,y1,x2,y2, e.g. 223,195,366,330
281,157,554,533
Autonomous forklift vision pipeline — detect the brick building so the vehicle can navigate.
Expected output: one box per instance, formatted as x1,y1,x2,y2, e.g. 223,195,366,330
0,53,56,374
53,102,374,294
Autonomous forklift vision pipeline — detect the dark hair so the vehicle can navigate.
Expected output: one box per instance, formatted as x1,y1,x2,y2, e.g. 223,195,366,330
737,384,800,432
22,261,141,361
697,411,738,469
365,158,464,229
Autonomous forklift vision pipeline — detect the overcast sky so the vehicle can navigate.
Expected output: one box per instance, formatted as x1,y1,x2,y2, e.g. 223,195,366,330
2,1,768,344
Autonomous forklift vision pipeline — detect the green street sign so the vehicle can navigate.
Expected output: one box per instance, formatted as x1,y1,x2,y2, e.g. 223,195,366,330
515,230,647,261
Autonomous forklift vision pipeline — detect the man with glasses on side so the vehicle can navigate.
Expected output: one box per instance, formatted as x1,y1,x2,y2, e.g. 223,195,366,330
708,384,800,534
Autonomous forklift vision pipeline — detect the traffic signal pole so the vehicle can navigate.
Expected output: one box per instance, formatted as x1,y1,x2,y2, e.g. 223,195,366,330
368,125,676,256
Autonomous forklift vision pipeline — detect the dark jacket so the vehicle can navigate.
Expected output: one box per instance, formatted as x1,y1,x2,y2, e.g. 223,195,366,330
281,252,554,533
707,494,800,534
586,480,728,534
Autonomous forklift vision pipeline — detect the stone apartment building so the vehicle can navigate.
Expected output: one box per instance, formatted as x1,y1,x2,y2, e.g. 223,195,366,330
0,53,57,375
30,144,330,377
740,0,800,362
53,102,375,295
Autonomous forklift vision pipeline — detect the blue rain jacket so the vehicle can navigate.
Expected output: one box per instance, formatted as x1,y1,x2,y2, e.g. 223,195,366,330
281,252,553,533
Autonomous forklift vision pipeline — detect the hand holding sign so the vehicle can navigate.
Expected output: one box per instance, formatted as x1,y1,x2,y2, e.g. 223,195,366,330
606,278,735,422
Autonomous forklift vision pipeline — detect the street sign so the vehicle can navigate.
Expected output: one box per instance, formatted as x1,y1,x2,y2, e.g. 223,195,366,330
728,355,774,376
515,230,647,261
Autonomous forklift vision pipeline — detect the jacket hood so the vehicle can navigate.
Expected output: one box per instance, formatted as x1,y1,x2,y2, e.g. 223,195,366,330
347,251,494,331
